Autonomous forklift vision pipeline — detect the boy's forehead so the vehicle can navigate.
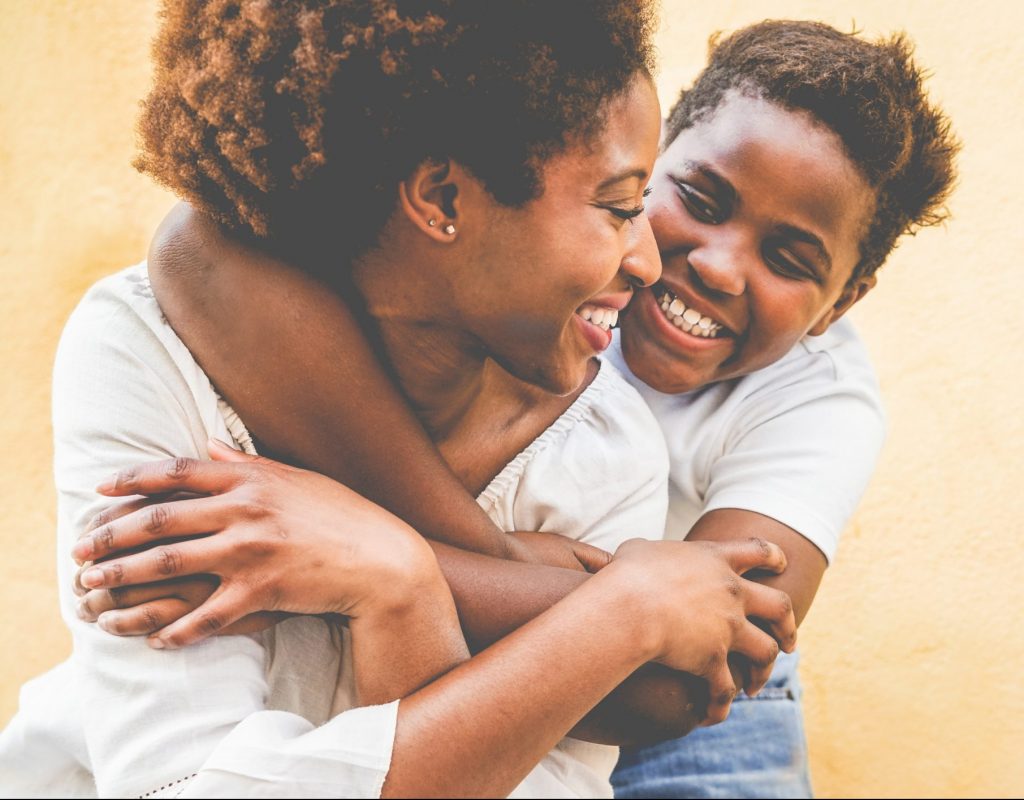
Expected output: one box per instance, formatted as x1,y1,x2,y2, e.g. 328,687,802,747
660,93,874,278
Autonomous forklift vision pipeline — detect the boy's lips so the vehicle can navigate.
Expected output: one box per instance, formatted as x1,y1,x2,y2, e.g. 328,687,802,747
637,283,735,353
652,281,738,338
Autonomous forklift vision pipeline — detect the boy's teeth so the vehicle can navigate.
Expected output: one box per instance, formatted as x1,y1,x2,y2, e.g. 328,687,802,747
657,290,725,338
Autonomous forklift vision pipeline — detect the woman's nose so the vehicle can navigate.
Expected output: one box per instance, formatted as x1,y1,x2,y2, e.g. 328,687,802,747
621,212,662,288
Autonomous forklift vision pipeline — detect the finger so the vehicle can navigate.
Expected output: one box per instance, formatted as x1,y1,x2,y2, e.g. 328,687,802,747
96,598,195,636
73,561,94,597
207,438,261,462
72,495,234,564
700,659,738,727
77,536,235,590
95,457,248,498
84,492,205,534
742,582,798,653
571,541,613,573
76,577,218,622
730,624,781,697
219,611,290,636
723,537,788,576
148,587,250,649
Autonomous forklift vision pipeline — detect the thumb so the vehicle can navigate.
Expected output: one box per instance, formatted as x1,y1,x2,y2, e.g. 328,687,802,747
207,437,259,463
572,541,613,574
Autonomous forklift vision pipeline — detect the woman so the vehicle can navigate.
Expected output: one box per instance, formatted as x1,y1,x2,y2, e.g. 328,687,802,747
0,2,795,798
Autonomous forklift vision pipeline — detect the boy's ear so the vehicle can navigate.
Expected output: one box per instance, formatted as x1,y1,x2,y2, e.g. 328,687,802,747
808,274,877,336
398,159,461,242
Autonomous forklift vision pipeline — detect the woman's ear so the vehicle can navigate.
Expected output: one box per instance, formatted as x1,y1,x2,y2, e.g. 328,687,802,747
398,159,461,242
808,274,878,336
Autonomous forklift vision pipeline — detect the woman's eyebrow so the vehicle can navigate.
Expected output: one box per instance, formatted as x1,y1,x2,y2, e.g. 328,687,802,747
774,223,833,272
596,168,648,192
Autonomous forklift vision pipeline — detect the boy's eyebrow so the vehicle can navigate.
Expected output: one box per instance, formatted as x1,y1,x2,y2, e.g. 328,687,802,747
682,160,737,205
682,159,832,272
774,223,833,273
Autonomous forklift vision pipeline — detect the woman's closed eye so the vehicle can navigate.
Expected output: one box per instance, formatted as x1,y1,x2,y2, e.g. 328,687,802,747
601,186,653,225
674,179,724,225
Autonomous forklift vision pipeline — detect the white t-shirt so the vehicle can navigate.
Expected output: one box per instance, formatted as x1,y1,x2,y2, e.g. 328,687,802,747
0,264,668,799
606,318,886,563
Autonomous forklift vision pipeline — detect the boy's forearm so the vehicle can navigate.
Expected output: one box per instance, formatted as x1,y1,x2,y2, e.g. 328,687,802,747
430,542,704,744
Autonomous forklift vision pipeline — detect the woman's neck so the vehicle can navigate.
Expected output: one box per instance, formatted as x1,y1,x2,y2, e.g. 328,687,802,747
351,244,589,494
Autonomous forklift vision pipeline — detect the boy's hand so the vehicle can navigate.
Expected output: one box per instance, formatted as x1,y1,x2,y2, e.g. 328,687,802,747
504,531,612,573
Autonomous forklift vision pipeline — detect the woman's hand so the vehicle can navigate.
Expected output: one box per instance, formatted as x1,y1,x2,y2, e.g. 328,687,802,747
599,536,797,726
74,574,288,638
72,439,440,649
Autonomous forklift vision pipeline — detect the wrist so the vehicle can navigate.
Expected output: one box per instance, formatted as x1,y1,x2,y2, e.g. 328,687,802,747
588,560,665,663
354,533,448,619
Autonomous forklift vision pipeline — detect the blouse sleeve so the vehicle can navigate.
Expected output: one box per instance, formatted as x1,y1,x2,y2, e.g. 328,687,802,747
50,274,397,799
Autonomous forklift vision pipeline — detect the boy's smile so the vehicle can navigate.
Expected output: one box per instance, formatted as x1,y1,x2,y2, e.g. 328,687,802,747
621,91,877,394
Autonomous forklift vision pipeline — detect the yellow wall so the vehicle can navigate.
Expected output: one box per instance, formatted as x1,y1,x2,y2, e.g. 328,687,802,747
1,2,1021,797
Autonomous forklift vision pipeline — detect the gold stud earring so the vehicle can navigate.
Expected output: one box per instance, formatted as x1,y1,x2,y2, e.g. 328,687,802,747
443,224,456,235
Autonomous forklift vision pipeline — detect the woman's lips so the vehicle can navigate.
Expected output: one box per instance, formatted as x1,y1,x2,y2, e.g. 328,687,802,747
574,309,614,352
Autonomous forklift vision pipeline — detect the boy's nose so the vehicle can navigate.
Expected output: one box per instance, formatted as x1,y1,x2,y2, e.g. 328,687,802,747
621,212,662,289
687,242,747,296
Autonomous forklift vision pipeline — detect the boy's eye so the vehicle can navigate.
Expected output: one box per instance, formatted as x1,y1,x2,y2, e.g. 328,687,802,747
674,180,723,224
764,245,818,282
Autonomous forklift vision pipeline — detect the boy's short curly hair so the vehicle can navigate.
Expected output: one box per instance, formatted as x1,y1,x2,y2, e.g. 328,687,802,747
664,20,960,282
135,0,657,265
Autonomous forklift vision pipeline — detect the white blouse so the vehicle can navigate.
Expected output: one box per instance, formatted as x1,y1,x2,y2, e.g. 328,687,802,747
0,264,669,798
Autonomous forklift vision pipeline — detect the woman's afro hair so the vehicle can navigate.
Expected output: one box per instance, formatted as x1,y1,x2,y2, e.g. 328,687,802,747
135,0,657,266
664,19,960,281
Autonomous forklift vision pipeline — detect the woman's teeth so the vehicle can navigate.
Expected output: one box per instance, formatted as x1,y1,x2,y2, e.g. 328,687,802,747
658,291,725,338
578,304,619,332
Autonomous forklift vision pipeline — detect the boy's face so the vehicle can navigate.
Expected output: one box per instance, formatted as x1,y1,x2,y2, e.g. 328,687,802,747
620,91,877,394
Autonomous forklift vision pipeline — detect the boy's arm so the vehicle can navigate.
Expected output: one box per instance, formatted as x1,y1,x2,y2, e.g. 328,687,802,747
686,510,825,625
148,204,512,559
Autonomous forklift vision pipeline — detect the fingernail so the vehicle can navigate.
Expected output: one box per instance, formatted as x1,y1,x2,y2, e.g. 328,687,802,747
80,567,103,588
95,479,116,494
71,539,92,563
97,615,112,633
208,437,231,451
75,600,91,621
148,637,165,650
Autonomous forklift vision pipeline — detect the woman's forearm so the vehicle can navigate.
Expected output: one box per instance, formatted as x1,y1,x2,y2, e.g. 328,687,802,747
384,567,656,798
431,542,702,744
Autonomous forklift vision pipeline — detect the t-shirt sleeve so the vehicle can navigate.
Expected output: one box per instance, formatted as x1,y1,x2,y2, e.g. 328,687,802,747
49,278,396,799
701,363,886,564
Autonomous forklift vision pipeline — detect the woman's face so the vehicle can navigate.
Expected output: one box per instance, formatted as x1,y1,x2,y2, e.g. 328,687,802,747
620,92,877,394
453,73,662,395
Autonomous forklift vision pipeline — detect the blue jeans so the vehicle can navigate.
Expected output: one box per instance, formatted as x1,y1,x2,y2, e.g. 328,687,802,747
611,651,812,799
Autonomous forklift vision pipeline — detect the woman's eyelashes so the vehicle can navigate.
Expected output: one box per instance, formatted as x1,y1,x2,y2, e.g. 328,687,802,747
601,187,653,225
